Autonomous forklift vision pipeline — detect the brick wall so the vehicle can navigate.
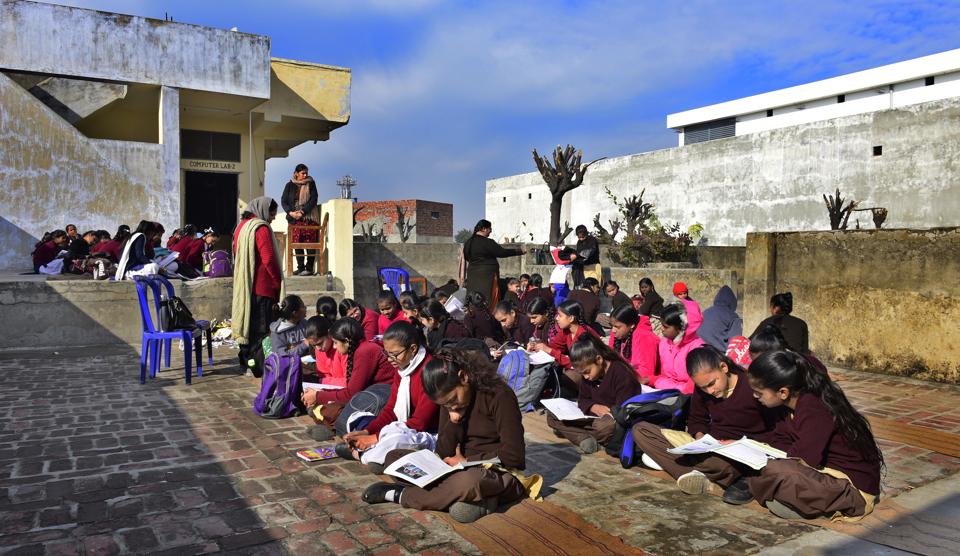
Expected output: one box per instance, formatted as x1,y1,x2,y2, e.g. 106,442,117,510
414,200,453,237
354,199,453,240
354,200,416,236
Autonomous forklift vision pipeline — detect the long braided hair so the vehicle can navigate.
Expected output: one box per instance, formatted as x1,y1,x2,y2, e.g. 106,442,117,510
526,297,557,343
610,304,640,361
330,318,364,382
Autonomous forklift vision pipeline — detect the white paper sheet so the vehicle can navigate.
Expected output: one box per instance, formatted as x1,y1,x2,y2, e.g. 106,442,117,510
541,398,595,421
384,449,499,488
302,382,344,391
528,350,556,366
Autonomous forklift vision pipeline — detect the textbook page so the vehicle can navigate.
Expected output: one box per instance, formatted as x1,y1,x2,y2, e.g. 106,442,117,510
384,449,500,488
667,435,786,470
541,398,595,421
302,382,344,391
666,434,723,455
528,350,556,365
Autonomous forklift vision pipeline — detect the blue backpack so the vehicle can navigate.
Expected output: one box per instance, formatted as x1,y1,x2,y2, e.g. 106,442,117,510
253,353,303,419
497,350,551,412
611,389,690,468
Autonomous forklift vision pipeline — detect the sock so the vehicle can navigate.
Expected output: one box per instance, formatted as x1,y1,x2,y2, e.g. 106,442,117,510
385,486,404,504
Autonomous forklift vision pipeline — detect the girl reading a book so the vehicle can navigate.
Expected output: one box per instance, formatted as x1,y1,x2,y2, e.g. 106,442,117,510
525,296,558,345
304,316,342,386
268,295,310,357
746,350,882,520
493,300,535,345
547,334,642,454
301,318,394,441
339,298,379,341
338,321,439,473
607,304,659,383
633,346,781,504
362,348,533,524
528,299,599,389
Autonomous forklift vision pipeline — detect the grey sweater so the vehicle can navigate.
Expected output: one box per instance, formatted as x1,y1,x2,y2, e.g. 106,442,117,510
269,319,310,357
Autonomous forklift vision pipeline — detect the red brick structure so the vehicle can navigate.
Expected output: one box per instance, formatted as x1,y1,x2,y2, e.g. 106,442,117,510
353,199,453,243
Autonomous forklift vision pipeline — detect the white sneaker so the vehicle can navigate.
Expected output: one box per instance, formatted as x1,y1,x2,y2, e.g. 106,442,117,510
641,453,663,471
677,470,708,495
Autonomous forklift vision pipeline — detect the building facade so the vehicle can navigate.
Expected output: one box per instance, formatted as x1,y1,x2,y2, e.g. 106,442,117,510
0,0,351,270
353,200,453,243
486,49,960,246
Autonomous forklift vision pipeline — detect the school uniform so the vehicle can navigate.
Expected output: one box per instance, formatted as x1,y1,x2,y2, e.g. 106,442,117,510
609,290,632,311
632,368,778,489
314,345,346,387
356,307,379,341
608,316,659,382
636,290,664,318
544,325,599,369
464,310,505,343
547,360,641,447
502,313,535,345
748,392,881,519
385,380,528,511
565,288,601,323
171,236,204,269
377,310,407,335
32,240,60,272
502,290,521,310
752,314,810,353
531,320,559,345
314,341,394,405
91,239,122,263
519,287,554,313
426,319,469,352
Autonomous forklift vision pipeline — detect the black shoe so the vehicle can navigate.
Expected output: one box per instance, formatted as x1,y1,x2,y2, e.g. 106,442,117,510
722,477,754,505
362,482,405,504
367,462,386,475
334,442,356,461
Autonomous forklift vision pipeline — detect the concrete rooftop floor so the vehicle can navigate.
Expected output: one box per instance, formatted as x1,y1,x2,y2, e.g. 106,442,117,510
0,345,957,555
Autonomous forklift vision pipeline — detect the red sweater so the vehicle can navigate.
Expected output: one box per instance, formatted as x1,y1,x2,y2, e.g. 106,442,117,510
172,236,204,269
365,354,439,436
32,240,60,270
315,341,394,404
233,218,282,301
377,310,406,335
359,307,379,341
91,239,122,262
686,368,779,441
545,324,599,368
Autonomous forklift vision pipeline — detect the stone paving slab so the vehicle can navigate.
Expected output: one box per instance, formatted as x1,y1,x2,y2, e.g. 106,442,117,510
0,347,957,555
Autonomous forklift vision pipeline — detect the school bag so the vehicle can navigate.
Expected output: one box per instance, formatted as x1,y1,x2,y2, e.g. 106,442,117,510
203,250,233,277
496,350,549,412
253,353,304,419
609,389,690,468
159,294,196,331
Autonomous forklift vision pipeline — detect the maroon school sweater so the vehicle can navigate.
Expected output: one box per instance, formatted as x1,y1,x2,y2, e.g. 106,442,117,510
503,313,535,344
767,392,881,495
577,360,642,415
687,369,778,441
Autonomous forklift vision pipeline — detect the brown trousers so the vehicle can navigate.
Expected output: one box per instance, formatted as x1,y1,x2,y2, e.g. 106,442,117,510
748,459,868,518
384,449,526,511
631,421,741,488
546,413,617,446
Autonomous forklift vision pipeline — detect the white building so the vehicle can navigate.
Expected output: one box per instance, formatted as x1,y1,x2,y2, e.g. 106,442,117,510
487,48,960,246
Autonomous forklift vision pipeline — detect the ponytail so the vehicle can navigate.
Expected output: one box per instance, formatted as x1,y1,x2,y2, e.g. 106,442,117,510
557,300,585,325
771,292,794,314
749,350,883,468
278,295,305,321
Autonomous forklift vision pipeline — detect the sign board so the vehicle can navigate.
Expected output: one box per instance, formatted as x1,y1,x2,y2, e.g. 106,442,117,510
180,159,240,173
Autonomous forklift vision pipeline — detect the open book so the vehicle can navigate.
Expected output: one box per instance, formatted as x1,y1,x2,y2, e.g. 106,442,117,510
303,382,344,391
384,449,500,488
540,398,595,421
667,434,786,470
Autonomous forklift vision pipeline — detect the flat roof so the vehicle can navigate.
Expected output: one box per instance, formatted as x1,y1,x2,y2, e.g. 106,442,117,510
667,47,960,129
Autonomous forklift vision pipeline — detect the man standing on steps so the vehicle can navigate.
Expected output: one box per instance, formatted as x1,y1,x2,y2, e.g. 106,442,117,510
232,196,283,377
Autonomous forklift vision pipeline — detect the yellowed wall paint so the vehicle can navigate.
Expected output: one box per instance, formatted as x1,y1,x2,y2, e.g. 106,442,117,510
262,59,351,123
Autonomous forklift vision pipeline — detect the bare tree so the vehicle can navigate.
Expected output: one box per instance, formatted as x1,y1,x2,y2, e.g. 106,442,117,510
395,205,416,243
532,145,605,244
823,188,859,230
352,206,365,227
852,206,889,229
621,190,654,237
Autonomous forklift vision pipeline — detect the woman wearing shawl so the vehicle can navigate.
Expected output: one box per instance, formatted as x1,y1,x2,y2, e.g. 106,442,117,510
698,286,743,351
232,197,283,377
281,164,320,275
462,219,523,307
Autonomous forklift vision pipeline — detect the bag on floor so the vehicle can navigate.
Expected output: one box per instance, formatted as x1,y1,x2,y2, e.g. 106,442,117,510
610,389,689,468
159,295,196,331
203,250,233,278
497,350,548,412
254,353,304,419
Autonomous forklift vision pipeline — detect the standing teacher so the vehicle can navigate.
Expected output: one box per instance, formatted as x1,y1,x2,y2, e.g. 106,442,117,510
462,219,524,308
281,163,320,275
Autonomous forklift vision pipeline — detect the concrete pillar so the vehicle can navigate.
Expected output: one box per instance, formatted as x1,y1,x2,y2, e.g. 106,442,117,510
743,232,777,332
158,86,181,232
323,198,355,299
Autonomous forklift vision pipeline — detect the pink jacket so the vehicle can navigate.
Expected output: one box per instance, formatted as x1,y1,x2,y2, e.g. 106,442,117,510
681,298,703,335
609,316,659,382
651,326,704,394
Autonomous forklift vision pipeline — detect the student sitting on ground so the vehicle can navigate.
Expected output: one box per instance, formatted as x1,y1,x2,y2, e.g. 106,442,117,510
362,348,532,523
304,316,343,386
301,318,395,441
547,334,642,454
649,302,704,394
493,301,535,345
170,224,204,270
32,229,68,273
463,291,505,347
420,300,469,352
399,291,423,326
338,321,440,473
91,226,129,264
633,346,781,505
517,273,532,302
339,298,379,341
603,281,633,311
747,350,882,520
637,277,665,318
63,229,97,272
269,295,312,357
672,282,703,334
698,285,743,351
608,304,659,383
529,299,599,388
519,273,553,313
115,221,164,279
376,291,406,335
501,277,521,309
525,297,559,346
751,292,809,354
565,277,602,326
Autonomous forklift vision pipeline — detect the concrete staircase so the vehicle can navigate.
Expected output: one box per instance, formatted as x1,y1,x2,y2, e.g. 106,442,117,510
283,275,345,306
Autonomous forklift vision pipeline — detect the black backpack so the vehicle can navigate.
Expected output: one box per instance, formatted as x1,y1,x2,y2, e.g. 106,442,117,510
159,295,196,330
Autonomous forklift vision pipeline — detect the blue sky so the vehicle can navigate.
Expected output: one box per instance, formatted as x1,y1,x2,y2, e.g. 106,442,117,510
48,0,960,232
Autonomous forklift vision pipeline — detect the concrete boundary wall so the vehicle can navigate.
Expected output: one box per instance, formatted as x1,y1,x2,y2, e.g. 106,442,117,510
744,228,960,383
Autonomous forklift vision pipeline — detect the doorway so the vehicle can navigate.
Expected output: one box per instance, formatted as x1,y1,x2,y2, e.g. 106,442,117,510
184,171,238,236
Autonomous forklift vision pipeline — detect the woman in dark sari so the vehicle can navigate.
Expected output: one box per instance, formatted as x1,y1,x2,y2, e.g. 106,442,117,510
462,219,524,307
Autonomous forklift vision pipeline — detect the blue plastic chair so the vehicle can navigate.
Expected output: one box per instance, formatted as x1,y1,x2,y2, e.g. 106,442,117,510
378,267,410,298
133,276,196,385
150,275,213,374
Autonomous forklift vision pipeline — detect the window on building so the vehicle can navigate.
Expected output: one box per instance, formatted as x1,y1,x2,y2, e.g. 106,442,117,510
873,145,882,156
837,94,845,103
181,130,241,162
430,211,440,219
528,193,532,199
503,197,507,203
682,117,736,145
925,76,935,86
766,109,773,117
